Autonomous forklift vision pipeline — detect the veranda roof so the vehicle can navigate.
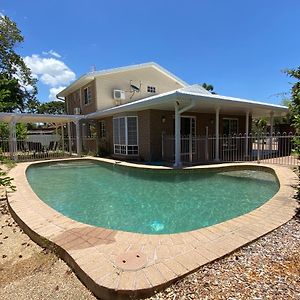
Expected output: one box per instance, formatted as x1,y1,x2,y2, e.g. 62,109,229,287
85,84,289,120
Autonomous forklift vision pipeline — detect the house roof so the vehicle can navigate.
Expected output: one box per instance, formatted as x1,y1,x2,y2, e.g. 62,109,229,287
85,85,288,120
57,62,192,97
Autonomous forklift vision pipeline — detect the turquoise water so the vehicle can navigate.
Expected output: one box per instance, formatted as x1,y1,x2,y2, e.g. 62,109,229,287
26,160,279,234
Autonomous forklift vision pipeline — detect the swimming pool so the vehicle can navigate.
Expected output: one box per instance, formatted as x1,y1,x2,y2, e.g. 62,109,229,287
26,160,279,234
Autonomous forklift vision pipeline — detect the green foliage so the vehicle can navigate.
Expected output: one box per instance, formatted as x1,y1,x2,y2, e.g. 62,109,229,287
285,67,300,154
37,101,65,114
0,167,16,191
0,15,38,112
252,117,268,135
97,146,110,157
0,122,27,139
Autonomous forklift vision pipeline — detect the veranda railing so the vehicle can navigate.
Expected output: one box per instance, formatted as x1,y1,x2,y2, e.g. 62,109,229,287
162,132,300,166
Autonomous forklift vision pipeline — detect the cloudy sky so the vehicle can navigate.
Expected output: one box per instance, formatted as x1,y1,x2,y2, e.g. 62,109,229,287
1,0,300,104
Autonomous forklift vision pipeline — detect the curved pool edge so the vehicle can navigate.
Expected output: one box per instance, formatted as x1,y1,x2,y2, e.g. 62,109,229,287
7,158,299,300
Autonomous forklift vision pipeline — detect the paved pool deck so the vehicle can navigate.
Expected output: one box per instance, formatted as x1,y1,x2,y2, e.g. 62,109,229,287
7,158,299,300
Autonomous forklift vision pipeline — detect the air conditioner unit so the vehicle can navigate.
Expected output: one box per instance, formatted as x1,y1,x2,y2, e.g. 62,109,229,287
74,107,81,115
113,89,126,100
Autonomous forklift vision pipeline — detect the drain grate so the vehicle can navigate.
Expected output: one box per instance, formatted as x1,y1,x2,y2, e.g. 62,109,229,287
114,251,147,271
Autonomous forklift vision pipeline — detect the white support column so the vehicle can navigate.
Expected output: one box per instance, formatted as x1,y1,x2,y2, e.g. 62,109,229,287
61,124,65,154
174,103,181,167
67,122,72,156
8,118,17,161
174,100,196,167
269,111,274,152
215,107,220,161
75,120,82,156
245,111,249,157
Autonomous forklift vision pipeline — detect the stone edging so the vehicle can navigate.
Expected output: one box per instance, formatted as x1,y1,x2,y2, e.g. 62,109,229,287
7,158,299,299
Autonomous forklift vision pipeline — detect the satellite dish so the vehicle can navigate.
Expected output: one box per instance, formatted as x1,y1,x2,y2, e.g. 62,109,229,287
130,84,140,92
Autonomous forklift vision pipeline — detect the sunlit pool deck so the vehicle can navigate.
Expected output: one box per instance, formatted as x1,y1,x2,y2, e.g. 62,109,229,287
8,157,298,300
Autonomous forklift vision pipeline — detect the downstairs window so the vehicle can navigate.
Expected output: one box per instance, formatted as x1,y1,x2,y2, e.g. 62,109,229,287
113,116,138,155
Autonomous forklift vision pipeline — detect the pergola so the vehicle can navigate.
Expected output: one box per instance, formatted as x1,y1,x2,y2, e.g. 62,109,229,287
0,112,83,160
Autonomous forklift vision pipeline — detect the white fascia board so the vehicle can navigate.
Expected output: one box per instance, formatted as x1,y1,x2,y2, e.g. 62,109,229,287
85,62,188,86
150,63,188,87
178,91,289,112
57,75,95,97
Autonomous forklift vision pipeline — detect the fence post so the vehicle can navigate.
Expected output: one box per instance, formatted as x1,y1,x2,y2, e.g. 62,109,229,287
8,118,18,161
189,133,192,163
161,131,165,160
61,124,65,155
75,120,82,156
205,126,209,161
67,122,72,156
257,134,260,163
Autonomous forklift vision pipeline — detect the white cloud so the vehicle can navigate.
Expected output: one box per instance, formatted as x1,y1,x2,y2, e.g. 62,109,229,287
24,54,75,87
42,50,61,58
48,86,66,101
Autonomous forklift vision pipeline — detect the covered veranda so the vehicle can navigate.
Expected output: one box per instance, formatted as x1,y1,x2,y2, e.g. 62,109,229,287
85,85,289,166
0,112,83,161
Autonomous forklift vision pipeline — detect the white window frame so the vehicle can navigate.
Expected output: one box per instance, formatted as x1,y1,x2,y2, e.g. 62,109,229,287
83,86,92,105
222,118,239,135
113,116,139,155
99,121,106,138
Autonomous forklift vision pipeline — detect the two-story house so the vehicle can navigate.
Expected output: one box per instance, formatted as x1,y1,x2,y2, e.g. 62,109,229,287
57,62,288,166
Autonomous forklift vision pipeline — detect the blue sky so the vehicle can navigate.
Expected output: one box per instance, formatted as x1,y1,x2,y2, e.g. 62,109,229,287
1,0,299,104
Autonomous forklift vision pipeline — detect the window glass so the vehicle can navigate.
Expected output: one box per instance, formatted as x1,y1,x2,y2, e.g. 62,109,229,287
147,86,156,93
83,87,92,105
223,119,238,135
99,121,106,138
113,116,138,155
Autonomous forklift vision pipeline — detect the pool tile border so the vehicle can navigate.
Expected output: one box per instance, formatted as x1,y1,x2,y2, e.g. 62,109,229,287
7,157,299,299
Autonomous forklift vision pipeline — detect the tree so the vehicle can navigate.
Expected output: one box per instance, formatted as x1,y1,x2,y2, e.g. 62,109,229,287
37,101,65,114
285,66,300,153
252,117,268,135
201,83,216,94
0,15,38,112
0,122,27,139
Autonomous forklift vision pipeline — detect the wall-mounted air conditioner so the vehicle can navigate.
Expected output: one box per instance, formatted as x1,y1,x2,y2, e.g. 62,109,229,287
113,89,126,101
74,107,81,115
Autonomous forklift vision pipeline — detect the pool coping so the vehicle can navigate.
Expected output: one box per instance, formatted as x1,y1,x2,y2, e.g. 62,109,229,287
7,157,299,299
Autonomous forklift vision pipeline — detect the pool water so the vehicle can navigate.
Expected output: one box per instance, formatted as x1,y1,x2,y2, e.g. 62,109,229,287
26,160,279,234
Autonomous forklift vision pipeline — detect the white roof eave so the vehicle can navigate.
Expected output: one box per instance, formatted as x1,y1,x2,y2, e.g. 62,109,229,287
84,90,289,120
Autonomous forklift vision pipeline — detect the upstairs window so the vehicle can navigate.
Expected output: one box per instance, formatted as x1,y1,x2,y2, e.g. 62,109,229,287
83,86,92,105
147,86,156,93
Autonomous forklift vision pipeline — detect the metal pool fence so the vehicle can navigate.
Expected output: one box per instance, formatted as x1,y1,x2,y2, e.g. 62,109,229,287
0,137,98,161
162,132,300,166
